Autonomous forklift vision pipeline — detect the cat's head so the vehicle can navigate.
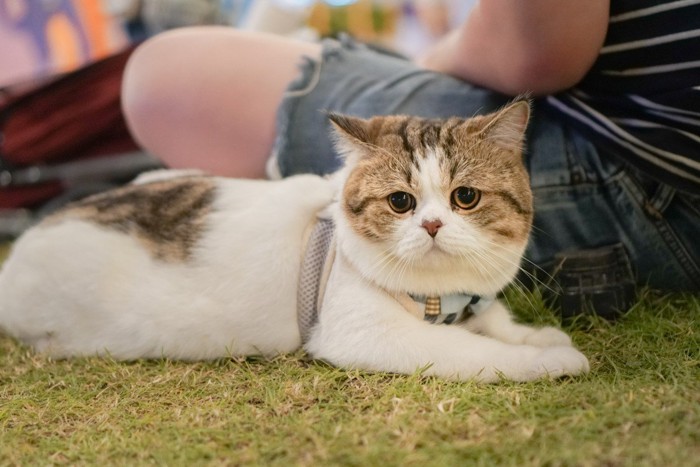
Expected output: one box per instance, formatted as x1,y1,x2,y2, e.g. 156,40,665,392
329,100,533,297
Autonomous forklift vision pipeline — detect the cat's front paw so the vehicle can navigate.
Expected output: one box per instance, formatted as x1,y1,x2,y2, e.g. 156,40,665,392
523,326,573,347
525,346,590,381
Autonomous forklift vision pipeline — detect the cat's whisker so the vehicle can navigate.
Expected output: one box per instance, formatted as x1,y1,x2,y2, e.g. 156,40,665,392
478,238,558,293
528,224,551,237
463,246,540,313
369,246,402,281
396,252,418,293
365,242,417,292
476,238,546,280
459,246,511,292
394,258,410,292
455,240,527,292
472,245,544,299
449,240,501,290
466,242,553,314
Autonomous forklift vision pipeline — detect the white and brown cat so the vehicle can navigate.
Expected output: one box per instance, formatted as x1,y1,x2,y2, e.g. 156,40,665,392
0,101,589,382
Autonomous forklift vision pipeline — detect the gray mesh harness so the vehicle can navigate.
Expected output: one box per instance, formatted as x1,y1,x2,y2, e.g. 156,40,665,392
297,216,335,344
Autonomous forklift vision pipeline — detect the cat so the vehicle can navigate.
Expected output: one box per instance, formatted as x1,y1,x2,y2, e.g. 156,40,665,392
0,100,589,382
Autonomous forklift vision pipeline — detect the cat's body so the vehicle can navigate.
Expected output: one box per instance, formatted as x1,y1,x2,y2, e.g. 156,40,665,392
0,174,332,359
0,101,589,382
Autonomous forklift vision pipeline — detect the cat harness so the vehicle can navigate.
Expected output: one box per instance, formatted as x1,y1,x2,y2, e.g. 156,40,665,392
297,215,494,344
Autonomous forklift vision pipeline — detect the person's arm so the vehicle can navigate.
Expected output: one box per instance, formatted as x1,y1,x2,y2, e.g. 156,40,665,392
418,0,610,96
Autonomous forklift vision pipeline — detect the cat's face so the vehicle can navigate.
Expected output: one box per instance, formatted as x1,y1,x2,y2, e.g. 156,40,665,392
330,101,533,296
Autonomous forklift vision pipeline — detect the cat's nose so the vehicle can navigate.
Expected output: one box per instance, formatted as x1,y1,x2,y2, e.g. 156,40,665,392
421,220,443,238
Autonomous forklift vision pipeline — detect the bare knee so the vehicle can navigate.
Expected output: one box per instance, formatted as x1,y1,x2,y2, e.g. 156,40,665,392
121,29,202,157
121,27,321,177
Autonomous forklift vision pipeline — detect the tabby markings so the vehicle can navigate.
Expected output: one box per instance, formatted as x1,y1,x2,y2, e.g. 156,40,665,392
45,176,217,262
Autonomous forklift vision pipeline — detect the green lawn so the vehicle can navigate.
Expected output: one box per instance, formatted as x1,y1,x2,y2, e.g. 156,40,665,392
0,242,698,465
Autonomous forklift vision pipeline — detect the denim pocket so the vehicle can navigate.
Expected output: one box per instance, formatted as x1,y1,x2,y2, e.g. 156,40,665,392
620,169,700,289
527,119,700,290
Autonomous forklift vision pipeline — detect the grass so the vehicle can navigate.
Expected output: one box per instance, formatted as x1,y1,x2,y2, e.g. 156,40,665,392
0,241,698,466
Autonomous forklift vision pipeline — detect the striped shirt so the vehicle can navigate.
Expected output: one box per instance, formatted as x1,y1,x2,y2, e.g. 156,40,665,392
545,0,700,194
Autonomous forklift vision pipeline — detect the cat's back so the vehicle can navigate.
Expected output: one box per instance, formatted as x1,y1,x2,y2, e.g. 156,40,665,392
0,173,334,359
36,173,334,262
6,173,333,264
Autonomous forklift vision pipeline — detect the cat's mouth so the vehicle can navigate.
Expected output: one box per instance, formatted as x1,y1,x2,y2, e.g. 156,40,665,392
428,239,445,253
428,234,459,252
420,238,454,259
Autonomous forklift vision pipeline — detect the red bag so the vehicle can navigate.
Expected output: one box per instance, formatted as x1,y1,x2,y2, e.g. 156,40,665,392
0,45,160,213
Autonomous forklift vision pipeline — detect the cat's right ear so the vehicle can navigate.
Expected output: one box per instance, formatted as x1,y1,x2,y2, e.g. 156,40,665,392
327,113,373,167
478,99,531,154
328,113,371,143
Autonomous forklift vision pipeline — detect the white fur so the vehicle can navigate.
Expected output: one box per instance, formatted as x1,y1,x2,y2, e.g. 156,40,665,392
0,175,333,359
0,168,589,382
131,168,205,184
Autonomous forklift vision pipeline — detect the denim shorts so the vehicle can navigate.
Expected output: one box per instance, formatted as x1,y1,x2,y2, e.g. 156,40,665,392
270,37,700,291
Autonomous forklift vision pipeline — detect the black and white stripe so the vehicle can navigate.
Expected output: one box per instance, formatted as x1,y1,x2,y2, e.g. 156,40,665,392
545,0,700,193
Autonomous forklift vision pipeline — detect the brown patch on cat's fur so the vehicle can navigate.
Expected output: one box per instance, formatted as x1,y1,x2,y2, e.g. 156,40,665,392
337,115,417,239
44,176,216,262
334,102,533,245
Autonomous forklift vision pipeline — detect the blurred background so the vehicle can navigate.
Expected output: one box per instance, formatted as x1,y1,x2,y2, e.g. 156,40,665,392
0,0,474,237
1,0,476,87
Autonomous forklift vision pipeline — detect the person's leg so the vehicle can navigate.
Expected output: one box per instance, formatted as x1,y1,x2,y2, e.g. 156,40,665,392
121,26,321,178
270,36,510,178
525,104,700,291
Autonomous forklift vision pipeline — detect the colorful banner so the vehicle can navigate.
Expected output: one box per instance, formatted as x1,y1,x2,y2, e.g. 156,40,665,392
0,0,128,87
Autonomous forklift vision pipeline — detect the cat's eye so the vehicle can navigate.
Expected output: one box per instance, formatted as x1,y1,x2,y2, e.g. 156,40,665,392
451,187,481,210
388,192,415,213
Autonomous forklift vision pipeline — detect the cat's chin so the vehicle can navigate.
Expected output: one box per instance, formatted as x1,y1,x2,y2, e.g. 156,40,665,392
338,230,522,297
401,248,521,295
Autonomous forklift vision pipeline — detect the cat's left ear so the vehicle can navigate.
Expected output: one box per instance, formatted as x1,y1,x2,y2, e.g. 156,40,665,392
479,99,531,153
327,113,373,166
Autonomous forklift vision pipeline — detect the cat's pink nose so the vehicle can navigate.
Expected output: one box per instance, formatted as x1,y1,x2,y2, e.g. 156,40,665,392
421,220,443,238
